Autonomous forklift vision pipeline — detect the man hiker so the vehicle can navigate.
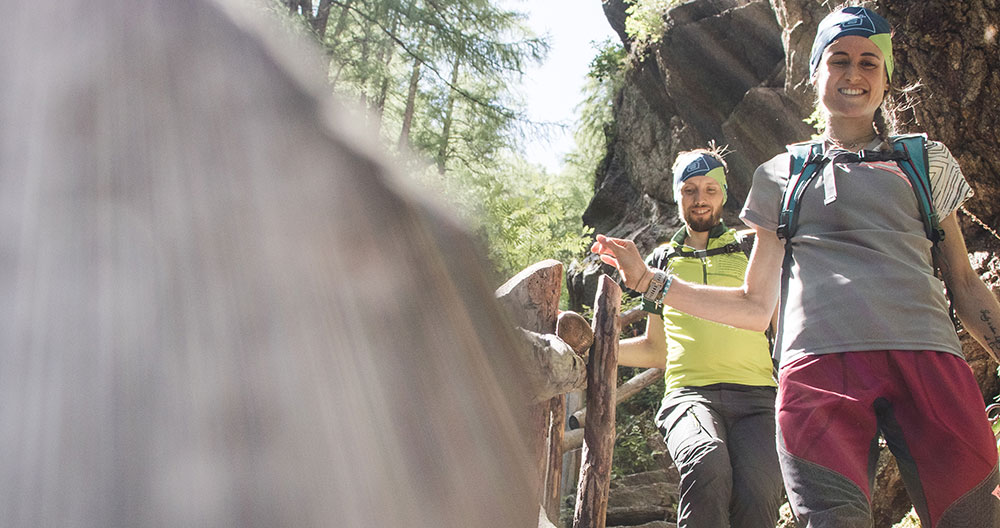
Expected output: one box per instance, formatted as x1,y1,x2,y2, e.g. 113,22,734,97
615,148,783,528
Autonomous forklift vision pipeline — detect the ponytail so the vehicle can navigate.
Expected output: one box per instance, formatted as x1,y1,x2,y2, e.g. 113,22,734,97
874,106,892,151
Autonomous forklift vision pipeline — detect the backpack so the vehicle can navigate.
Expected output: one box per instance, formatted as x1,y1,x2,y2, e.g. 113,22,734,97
774,133,956,328
776,134,943,245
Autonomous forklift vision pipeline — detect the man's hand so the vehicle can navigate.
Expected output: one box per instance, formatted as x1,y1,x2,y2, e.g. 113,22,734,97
590,234,652,291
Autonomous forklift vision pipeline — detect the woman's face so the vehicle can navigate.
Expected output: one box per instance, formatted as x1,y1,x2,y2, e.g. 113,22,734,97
814,35,889,122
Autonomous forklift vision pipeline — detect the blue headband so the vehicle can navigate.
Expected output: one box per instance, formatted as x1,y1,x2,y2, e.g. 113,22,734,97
810,7,894,80
673,152,727,203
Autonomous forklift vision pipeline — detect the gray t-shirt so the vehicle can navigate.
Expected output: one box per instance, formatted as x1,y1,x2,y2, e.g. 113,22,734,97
740,139,972,368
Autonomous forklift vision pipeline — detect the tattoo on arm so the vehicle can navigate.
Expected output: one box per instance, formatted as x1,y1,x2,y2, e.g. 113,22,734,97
980,310,1000,353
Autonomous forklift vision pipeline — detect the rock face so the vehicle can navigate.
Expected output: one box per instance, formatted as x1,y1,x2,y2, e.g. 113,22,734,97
572,0,813,309
577,0,1000,525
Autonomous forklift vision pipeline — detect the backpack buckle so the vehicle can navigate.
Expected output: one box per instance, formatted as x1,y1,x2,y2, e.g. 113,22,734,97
777,212,791,240
858,149,908,162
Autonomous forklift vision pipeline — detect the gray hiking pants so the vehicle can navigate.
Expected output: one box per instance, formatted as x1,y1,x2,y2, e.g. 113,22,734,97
655,384,783,528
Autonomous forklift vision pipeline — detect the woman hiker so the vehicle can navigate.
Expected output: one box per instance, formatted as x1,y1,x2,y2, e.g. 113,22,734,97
592,6,1000,527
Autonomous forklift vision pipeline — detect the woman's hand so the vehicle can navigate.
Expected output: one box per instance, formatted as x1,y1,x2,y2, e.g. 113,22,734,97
590,234,652,291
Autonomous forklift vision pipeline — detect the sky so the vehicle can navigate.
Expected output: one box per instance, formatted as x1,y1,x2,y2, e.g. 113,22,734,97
506,0,619,173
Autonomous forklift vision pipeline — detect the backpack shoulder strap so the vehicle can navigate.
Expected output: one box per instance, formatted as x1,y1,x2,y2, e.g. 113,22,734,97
735,229,755,258
670,243,742,260
778,141,826,240
888,134,943,244
647,243,678,271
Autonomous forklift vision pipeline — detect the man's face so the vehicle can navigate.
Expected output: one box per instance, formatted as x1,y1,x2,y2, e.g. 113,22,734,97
677,175,724,233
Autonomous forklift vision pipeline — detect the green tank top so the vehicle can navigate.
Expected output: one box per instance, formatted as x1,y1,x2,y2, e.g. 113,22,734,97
642,224,775,390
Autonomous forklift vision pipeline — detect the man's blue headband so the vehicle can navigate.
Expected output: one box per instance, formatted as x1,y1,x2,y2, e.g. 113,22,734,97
809,6,894,80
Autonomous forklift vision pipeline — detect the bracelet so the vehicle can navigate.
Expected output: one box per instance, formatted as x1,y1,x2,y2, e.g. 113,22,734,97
642,269,669,303
660,273,674,303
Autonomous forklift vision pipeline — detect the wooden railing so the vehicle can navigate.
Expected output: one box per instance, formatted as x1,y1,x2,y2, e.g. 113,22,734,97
495,260,664,528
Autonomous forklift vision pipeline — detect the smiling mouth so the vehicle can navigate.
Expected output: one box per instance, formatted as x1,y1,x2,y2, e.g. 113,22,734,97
839,87,866,96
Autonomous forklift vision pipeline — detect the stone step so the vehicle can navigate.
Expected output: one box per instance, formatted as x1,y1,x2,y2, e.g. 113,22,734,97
609,521,676,528
606,468,679,527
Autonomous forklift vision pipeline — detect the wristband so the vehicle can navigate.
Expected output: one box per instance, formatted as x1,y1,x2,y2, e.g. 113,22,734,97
660,273,674,303
642,269,669,303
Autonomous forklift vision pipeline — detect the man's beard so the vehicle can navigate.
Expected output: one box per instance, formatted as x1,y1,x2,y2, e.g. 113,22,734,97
682,208,722,233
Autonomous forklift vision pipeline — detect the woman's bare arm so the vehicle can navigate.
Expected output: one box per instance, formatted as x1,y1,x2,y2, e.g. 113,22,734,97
591,224,784,332
938,213,1000,363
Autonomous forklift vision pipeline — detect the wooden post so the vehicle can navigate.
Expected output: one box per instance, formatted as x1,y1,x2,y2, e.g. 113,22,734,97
572,275,620,528
495,260,563,521
543,394,566,521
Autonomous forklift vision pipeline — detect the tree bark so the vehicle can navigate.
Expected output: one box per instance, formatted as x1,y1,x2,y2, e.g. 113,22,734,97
557,310,595,356
437,51,462,173
372,9,400,127
562,427,585,454
398,55,422,150
543,394,566,522
573,275,621,528
620,306,647,329
517,329,588,402
310,0,333,38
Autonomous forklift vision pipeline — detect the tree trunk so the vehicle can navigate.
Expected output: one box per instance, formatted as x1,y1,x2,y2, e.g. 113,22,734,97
325,0,355,89
355,24,373,111
880,0,1000,227
310,0,333,38
437,52,462,173
398,55,422,150
372,12,400,129
573,275,621,528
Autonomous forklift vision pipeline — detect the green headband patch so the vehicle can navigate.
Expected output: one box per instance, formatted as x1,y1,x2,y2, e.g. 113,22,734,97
869,33,894,81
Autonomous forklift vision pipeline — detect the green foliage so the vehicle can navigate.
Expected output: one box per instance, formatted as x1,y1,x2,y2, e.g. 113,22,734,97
611,367,666,480
612,416,660,480
624,0,677,46
420,157,593,286
805,106,827,139
587,38,626,84
272,0,546,170
563,38,625,203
